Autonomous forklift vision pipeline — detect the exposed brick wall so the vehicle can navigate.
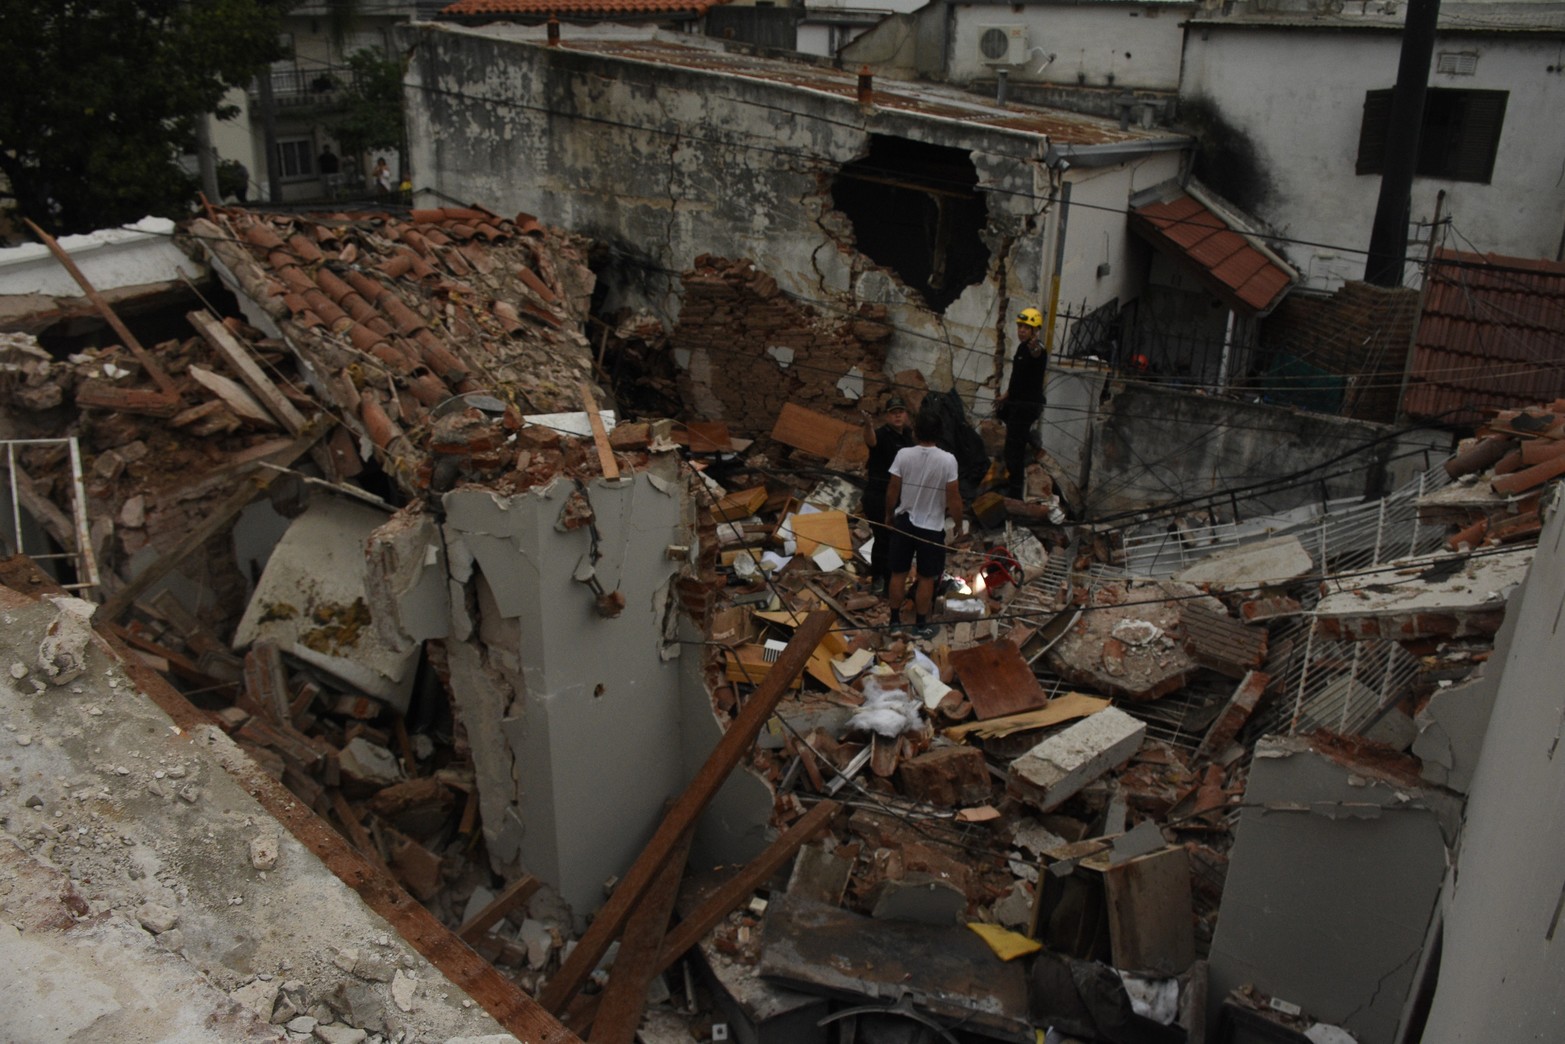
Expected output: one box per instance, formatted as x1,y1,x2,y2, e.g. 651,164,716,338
1261,281,1418,423
673,256,891,435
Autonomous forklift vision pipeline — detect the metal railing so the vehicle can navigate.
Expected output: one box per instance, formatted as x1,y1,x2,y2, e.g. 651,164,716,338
1,438,99,594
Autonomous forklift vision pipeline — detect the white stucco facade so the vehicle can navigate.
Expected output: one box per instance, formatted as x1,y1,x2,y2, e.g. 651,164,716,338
1181,22,1565,290
947,1,1191,90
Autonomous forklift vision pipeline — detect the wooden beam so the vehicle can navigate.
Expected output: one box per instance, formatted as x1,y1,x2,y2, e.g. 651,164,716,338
458,875,542,945
563,799,841,1037
588,829,695,1044
23,218,182,402
579,382,620,479
329,790,392,876
539,609,835,1013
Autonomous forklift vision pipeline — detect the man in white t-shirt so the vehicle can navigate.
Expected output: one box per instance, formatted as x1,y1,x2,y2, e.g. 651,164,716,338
885,410,963,639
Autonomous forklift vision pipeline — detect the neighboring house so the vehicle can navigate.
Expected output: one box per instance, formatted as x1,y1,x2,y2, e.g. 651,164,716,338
1180,1,1565,292
398,21,1191,402
438,0,734,30
207,2,420,205
843,0,1192,121
847,0,1565,294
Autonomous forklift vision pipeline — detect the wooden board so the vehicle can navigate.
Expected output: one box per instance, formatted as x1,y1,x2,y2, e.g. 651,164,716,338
770,403,866,463
787,510,853,558
673,420,733,453
948,639,1050,721
1103,847,1196,976
711,485,768,522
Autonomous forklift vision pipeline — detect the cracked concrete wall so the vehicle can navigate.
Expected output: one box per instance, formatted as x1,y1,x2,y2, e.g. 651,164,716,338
1207,736,1455,1044
1419,486,1565,1042
401,23,1178,405
1082,381,1449,517
441,464,690,925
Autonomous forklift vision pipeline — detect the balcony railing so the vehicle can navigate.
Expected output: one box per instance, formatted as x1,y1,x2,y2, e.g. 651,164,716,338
249,60,360,110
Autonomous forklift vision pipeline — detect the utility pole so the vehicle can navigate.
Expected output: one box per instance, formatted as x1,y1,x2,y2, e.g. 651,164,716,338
1364,0,1441,287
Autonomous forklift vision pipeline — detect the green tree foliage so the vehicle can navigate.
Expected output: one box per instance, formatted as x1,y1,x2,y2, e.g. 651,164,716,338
331,49,406,161
0,0,289,234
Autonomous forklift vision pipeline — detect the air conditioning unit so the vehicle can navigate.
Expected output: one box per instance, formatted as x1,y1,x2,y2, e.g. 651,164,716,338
978,25,1029,66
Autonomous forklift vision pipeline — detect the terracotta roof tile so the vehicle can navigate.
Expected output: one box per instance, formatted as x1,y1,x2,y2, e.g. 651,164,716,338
441,0,728,17
1131,190,1294,315
1404,248,1565,424
187,204,605,496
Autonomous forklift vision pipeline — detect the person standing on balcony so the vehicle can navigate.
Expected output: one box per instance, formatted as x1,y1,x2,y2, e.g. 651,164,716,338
373,157,391,198
318,144,340,198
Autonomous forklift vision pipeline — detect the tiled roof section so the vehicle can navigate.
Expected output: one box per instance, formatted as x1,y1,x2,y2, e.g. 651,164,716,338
1403,248,1565,425
442,0,725,16
189,205,602,496
1130,191,1294,315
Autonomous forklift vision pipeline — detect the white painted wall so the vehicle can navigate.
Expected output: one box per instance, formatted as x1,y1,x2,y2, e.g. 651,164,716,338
1181,28,1565,290
947,4,1191,90
1418,484,1565,1041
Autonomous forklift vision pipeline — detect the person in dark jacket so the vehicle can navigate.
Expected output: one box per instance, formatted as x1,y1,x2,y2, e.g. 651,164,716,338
861,396,915,593
995,306,1049,498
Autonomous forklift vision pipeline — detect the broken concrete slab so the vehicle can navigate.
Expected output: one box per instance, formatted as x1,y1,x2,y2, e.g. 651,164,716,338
1046,583,1207,702
1206,736,1455,1044
0,582,536,1043
1313,548,1531,641
1179,605,1268,680
1008,708,1147,813
758,894,1031,1041
232,493,417,709
364,507,450,652
1173,534,1314,588
868,874,968,924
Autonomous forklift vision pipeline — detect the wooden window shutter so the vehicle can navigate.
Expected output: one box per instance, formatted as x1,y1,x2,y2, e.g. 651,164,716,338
1356,89,1394,176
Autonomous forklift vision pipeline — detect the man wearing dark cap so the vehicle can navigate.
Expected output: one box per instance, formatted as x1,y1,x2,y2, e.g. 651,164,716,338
861,395,915,593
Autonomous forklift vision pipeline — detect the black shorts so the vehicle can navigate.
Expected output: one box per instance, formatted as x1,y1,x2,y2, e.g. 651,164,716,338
889,513,946,578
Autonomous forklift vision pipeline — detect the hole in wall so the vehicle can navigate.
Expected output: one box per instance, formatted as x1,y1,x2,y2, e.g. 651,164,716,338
830,135,991,313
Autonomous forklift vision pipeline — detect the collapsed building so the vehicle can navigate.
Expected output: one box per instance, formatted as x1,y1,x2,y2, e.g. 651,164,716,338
2,199,1562,1044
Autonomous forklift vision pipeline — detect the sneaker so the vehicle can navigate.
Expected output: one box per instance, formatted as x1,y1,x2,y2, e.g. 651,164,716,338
909,623,939,641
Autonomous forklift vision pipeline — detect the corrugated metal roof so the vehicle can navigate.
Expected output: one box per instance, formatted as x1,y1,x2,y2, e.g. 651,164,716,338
442,0,726,16
1403,248,1565,424
1129,190,1294,315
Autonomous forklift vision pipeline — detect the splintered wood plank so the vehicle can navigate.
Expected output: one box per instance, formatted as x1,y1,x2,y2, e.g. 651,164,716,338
588,829,694,1044
943,693,1111,740
188,310,308,432
948,639,1050,720
771,403,866,463
579,382,620,479
539,610,836,1014
459,875,542,944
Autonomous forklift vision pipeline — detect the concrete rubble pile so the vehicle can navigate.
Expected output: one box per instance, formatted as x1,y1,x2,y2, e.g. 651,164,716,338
0,200,1552,1044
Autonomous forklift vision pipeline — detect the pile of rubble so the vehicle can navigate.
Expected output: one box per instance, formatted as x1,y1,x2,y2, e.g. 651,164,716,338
1,200,1556,1044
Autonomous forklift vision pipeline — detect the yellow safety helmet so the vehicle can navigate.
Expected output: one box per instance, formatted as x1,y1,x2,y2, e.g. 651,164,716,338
1017,307,1044,328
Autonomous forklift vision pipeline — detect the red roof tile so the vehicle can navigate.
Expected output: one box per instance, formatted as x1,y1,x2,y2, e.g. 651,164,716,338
442,0,728,17
1130,190,1294,315
1403,248,1565,425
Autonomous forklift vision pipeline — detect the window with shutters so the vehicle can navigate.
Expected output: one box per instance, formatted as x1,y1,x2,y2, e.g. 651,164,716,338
1356,88,1508,183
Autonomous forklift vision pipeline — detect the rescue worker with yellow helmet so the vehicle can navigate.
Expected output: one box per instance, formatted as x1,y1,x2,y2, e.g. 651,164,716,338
994,307,1048,498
